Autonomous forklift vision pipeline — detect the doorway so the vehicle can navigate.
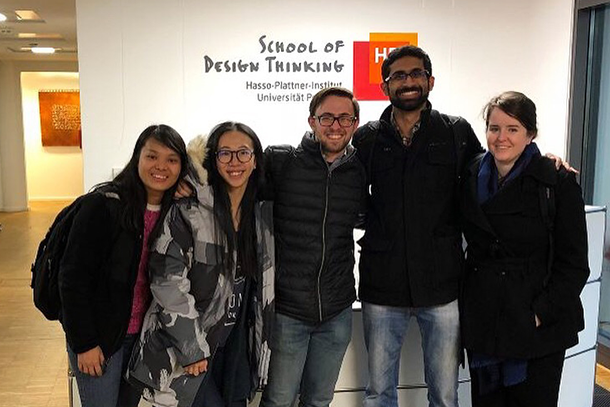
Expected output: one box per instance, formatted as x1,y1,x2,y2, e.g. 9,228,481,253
20,72,83,202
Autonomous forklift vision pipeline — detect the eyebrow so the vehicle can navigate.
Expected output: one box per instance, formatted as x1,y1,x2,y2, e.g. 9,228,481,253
143,147,179,157
218,145,253,149
318,112,353,116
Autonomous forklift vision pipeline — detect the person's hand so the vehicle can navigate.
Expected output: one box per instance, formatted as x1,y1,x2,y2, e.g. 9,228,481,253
535,314,541,328
544,153,579,174
174,179,194,199
184,359,208,376
77,346,105,377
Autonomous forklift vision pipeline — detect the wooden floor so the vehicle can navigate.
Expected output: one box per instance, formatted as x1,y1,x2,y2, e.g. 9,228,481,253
598,364,610,391
0,201,71,407
1,201,610,406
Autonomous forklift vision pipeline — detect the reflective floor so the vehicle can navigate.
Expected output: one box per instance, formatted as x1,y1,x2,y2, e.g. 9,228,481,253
0,201,69,407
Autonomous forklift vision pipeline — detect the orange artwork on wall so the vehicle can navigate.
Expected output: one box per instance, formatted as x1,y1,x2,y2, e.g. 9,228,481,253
38,90,81,147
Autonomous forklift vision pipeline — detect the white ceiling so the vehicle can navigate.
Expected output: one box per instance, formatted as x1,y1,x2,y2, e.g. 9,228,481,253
0,0,77,62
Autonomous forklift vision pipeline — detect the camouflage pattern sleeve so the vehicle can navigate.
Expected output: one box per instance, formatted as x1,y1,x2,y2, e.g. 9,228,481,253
148,204,209,366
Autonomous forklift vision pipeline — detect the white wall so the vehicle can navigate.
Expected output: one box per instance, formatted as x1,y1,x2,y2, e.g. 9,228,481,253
0,60,79,211
75,0,575,191
0,61,26,211
21,72,83,201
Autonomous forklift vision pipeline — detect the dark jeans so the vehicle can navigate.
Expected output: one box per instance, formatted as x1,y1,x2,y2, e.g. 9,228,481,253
67,334,141,407
470,349,566,407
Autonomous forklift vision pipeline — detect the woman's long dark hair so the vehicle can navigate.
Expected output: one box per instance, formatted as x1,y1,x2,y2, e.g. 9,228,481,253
94,124,189,243
203,121,265,278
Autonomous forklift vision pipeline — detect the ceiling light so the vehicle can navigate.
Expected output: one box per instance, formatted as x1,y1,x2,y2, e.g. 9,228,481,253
0,13,7,22
31,47,55,54
15,10,43,21
18,33,63,39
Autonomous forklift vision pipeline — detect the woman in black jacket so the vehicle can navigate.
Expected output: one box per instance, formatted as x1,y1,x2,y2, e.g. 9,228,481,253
460,91,589,407
58,124,189,407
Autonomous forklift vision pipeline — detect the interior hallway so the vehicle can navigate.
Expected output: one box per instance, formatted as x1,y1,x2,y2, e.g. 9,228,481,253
0,201,69,407
1,201,610,406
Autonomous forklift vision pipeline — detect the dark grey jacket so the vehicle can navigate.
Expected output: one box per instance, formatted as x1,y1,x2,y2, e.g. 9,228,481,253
265,133,366,323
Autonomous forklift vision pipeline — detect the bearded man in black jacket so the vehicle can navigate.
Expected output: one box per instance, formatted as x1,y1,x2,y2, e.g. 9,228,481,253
352,46,485,407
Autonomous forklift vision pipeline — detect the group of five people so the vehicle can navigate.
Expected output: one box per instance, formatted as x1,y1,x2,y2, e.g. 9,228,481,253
57,45,589,407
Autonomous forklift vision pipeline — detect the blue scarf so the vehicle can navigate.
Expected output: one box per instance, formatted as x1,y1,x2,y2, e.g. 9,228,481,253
477,143,541,204
470,353,528,395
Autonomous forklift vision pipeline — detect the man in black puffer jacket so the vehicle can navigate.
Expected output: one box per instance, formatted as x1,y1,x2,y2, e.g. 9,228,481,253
260,87,366,407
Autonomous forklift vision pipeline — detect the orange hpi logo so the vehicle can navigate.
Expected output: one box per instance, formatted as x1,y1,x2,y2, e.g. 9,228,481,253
353,33,418,101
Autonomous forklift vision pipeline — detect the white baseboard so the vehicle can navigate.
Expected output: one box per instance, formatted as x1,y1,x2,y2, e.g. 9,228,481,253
0,205,29,212
28,196,78,202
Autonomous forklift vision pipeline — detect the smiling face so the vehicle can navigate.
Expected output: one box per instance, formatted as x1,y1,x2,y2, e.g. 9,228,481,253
137,138,182,204
382,56,435,112
216,130,256,194
486,107,534,176
307,95,359,163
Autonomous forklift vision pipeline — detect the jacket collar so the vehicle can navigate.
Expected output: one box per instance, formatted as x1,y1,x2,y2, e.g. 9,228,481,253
185,134,213,208
462,153,496,236
462,153,558,235
300,131,356,169
379,101,432,126
378,101,432,145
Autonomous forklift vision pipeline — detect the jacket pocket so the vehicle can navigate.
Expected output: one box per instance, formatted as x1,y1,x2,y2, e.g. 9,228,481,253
425,142,457,195
428,141,455,165
497,261,538,357
461,264,502,351
432,233,463,285
357,232,400,295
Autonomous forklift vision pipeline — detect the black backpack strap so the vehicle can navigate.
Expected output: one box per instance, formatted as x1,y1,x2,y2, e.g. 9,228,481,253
353,121,381,185
439,113,469,177
539,183,556,286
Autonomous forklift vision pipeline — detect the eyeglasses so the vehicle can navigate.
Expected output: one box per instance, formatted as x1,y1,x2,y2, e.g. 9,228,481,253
314,114,357,128
384,69,430,83
216,149,254,164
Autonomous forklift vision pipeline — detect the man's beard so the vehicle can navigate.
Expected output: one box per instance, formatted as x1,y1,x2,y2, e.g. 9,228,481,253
389,85,429,112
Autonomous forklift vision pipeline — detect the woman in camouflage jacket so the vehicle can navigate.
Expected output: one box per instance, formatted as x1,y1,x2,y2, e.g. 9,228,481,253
128,123,275,407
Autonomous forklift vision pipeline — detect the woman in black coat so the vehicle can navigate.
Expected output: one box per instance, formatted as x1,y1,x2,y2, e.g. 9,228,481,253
59,125,189,407
459,91,589,407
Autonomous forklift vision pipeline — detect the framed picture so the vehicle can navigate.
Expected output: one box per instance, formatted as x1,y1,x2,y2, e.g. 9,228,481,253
38,90,81,147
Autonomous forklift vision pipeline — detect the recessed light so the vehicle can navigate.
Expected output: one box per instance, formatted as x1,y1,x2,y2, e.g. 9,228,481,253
31,47,55,54
0,13,7,22
15,10,43,21
18,33,63,39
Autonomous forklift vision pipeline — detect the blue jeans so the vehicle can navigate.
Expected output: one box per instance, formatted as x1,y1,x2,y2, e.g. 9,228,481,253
362,300,460,407
67,335,141,407
260,307,352,407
